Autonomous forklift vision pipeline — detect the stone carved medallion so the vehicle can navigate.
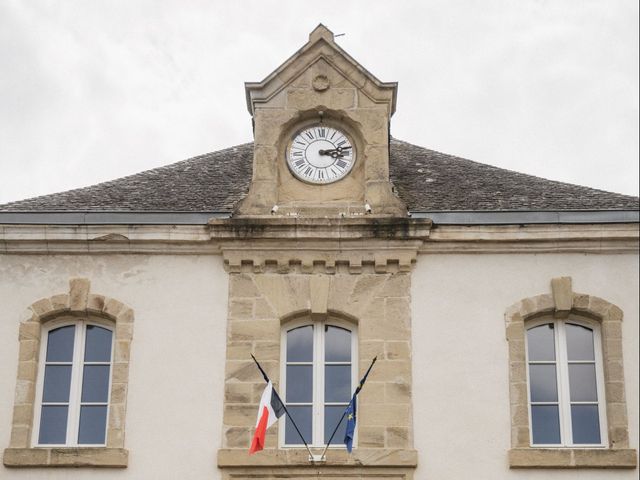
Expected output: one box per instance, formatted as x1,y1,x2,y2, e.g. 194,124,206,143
312,74,330,91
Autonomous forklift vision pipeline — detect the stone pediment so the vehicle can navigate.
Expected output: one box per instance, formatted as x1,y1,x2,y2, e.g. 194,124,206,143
244,24,397,116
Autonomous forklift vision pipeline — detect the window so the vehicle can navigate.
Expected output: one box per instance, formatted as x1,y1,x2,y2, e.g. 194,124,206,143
33,319,114,447
525,318,607,447
506,283,636,468
281,319,356,447
4,279,132,468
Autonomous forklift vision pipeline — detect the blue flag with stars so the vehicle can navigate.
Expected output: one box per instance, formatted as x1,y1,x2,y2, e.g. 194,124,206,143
344,393,357,453
342,356,376,453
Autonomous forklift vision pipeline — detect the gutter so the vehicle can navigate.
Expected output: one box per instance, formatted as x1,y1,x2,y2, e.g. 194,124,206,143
0,211,229,225
0,210,637,226
410,210,639,225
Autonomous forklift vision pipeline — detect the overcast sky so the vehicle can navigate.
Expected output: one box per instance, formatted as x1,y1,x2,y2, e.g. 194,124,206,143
0,0,638,206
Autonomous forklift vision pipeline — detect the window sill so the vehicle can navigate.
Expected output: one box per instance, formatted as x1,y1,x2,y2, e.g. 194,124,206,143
218,447,416,467
3,447,128,468
509,448,637,469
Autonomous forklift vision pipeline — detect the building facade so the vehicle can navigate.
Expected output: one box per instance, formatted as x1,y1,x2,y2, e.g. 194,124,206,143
1,25,638,479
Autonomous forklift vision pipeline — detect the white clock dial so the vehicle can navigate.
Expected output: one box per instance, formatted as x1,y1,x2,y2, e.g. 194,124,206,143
286,125,356,184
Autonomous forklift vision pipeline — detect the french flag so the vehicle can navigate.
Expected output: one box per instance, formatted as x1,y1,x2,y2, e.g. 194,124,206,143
249,381,285,454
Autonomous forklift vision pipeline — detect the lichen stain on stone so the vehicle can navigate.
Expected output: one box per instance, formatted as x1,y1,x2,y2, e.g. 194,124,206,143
226,219,268,238
369,218,413,239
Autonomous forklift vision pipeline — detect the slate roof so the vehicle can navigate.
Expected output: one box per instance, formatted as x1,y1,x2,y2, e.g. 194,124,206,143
1,139,638,213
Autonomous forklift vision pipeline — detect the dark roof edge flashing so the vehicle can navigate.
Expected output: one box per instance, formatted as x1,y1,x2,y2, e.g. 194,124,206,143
0,211,230,225
0,210,638,225
411,210,639,225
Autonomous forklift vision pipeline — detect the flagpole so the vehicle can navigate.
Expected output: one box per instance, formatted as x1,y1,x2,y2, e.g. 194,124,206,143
250,354,315,459
319,407,348,460
319,356,377,460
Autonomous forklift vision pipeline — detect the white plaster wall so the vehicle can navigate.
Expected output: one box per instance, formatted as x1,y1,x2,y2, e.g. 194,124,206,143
412,253,639,479
0,254,229,480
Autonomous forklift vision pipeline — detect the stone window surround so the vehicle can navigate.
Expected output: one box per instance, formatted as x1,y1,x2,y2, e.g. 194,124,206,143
3,278,133,468
506,276,637,469
218,270,417,479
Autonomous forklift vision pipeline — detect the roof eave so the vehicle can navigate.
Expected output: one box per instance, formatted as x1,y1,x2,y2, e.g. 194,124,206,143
0,210,637,226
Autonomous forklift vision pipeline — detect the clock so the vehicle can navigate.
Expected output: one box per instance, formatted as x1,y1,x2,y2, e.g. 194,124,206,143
286,124,356,184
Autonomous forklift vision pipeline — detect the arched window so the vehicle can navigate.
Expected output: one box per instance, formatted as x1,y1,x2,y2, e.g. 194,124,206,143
525,318,607,447
281,318,357,447
33,319,114,446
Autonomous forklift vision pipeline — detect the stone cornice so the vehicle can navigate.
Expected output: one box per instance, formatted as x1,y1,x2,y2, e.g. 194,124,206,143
0,221,637,255
422,223,639,254
213,217,431,273
207,217,432,241
221,242,422,274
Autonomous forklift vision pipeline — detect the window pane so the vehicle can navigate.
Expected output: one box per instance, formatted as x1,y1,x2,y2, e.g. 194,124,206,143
571,405,601,444
42,365,73,403
531,405,561,444
84,325,113,362
566,323,595,361
81,365,111,403
287,326,313,362
325,326,351,362
78,405,108,444
46,325,75,362
285,406,312,445
529,364,558,402
325,365,351,403
38,405,68,444
324,405,348,444
526,324,555,361
286,365,312,403
569,364,598,402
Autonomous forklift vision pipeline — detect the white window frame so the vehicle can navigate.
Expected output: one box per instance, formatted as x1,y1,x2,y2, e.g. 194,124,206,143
279,317,358,449
32,317,114,447
525,317,608,448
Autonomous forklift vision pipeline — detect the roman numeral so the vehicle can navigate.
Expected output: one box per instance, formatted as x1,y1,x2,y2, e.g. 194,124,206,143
329,130,337,140
294,159,305,167
292,151,303,157
304,166,313,176
336,159,347,169
317,127,326,138
337,140,346,147
318,170,324,180
305,131,314,140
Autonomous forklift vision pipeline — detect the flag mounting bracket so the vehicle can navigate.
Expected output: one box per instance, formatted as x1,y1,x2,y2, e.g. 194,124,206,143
309,453,326,463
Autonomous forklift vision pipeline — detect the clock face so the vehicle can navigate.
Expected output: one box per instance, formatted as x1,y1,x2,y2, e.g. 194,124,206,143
286,125,356,184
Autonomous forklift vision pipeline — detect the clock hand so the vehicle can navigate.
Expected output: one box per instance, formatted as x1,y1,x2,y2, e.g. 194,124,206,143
319,150,348,159
318,146,352,155
318,149,336,156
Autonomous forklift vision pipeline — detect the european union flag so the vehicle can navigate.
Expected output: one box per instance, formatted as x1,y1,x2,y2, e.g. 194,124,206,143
343,393,357,453
320,357,375,456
